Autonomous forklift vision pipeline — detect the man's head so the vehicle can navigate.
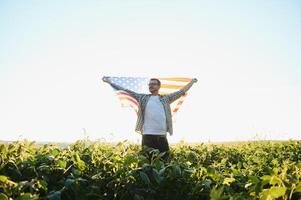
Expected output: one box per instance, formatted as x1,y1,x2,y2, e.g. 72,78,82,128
148,78,161,94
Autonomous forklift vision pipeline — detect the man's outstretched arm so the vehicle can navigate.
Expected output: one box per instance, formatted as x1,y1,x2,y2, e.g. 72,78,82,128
165,78,197,104
102,76,142,102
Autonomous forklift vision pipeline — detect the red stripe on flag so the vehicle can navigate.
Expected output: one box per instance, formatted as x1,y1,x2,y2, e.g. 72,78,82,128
117,95,139,106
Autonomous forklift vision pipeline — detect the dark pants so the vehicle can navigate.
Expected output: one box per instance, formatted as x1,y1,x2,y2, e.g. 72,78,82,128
141,134,170,161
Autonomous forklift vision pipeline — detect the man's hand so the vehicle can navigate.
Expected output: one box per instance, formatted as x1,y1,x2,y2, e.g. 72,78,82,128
102,76,110,83
193,78,198,83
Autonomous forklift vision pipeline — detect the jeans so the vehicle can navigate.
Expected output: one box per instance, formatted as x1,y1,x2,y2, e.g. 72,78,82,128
141,134,170,161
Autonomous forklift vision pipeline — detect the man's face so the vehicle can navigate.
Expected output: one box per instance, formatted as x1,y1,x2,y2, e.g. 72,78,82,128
148,80,160,93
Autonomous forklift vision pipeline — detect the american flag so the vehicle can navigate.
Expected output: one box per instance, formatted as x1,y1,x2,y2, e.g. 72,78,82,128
107,76,193,118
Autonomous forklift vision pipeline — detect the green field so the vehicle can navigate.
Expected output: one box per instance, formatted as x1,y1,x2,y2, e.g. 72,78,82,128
0,139,301,200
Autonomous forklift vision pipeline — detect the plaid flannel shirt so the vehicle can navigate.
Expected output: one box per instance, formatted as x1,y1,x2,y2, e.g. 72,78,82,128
109,79,195,136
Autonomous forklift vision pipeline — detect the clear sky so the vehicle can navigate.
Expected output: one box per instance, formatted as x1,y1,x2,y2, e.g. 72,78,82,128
0,0,300,143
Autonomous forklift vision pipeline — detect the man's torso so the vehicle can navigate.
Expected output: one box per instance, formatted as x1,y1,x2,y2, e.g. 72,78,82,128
142,95,167,135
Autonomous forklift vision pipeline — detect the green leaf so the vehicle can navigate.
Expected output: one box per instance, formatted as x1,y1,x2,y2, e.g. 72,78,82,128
50,149,60,157
64,178,75,188
295,183,301,192
46,191,61,200
36,180,48,191
139,171,150,185
17,193,39,200
248,175,260,183
0,193,8,200
57,159,67,169
259,189,270,200
0,144,7,155
202,179,212,189
91,172,103,180
210,186,227,200
260,175,271,185
223,177,235,186
152,169,162,184
158,165,172,176
260,175,271,181
72,153,85,171
0,176,8,183
269,176,282,185
175,165,181,176
268,186,286,198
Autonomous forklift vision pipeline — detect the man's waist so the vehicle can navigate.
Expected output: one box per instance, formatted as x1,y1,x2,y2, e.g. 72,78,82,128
142,134,167,137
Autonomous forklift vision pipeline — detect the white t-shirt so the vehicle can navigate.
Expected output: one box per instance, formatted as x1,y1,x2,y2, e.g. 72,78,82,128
142,95,167,135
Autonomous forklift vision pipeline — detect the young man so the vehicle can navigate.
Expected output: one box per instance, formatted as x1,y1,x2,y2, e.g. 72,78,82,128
102,76,197,161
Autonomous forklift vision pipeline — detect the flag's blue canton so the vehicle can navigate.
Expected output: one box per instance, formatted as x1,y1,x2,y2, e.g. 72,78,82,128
109,77,149,93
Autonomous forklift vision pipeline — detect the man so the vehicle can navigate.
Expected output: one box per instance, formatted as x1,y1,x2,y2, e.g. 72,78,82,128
102,76,197,161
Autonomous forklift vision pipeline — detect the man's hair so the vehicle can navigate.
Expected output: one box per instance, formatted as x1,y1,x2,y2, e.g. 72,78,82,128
150,78,161,86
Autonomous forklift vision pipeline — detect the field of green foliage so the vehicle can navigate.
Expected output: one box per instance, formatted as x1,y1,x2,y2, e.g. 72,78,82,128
1,139,301,200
